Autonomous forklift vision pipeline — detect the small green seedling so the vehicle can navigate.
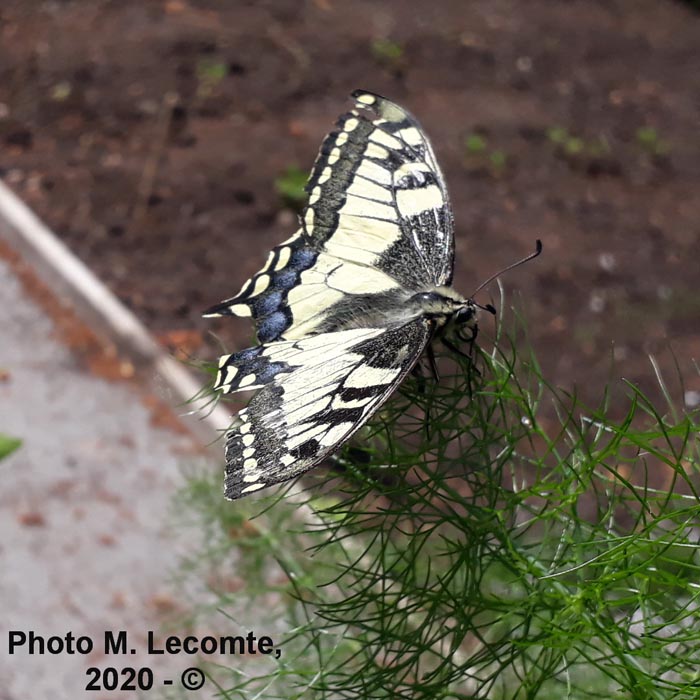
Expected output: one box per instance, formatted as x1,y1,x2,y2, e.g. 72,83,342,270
275,165,308,211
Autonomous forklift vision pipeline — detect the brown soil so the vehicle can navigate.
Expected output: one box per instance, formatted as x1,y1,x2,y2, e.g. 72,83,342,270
1,0,699,412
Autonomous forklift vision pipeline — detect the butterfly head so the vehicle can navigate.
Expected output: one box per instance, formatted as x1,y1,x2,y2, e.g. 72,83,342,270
411,287,478,329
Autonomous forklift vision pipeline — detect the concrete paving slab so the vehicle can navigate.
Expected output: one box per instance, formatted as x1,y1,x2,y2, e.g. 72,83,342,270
0,254,212,698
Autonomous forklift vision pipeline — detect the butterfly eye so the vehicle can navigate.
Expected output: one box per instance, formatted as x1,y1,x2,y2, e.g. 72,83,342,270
455,306,476,325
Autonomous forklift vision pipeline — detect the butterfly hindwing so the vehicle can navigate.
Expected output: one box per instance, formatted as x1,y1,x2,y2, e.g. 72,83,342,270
204,90,455,344
203,230,319,342
215,319,433,499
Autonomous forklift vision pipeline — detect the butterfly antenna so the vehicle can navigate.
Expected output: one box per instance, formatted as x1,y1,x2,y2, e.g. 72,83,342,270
470,239,543,301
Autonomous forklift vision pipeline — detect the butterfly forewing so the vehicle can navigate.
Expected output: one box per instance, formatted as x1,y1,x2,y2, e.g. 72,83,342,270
204,90,454,344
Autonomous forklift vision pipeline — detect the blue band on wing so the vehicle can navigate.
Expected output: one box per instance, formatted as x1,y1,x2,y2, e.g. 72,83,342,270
258,311,290,343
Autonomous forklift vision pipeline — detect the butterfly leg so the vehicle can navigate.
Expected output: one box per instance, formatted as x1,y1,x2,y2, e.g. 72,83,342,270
442,330,482,380
423,344,441,441
426,343,440,381
456,321,479,347
441,335,472,361
410,344,439,395
410,358,428,395
407,346,438,440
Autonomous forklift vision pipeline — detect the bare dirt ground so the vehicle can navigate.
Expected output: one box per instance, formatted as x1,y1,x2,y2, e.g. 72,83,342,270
1,0,699,411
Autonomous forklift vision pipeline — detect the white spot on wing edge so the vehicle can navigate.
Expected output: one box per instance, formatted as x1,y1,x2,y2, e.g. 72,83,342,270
227,303,252,317
304,208,315,229
251,274,270,297
275,246,292,270
327,147,341,165
241,482,265,494
203,302,251,318
355,93,376,106
238,373,257,389
309,187,321,205
262,249,276,271
318,166,333,185
221,366,238,388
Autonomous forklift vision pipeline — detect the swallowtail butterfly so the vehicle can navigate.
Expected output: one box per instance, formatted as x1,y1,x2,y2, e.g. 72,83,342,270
205,90,537,500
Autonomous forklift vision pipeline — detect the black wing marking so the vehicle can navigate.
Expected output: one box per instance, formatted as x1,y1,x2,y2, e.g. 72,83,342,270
203,91,454,343
213,319,433,500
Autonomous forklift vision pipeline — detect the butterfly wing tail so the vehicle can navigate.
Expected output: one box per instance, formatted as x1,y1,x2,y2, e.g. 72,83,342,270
202,232,319,342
